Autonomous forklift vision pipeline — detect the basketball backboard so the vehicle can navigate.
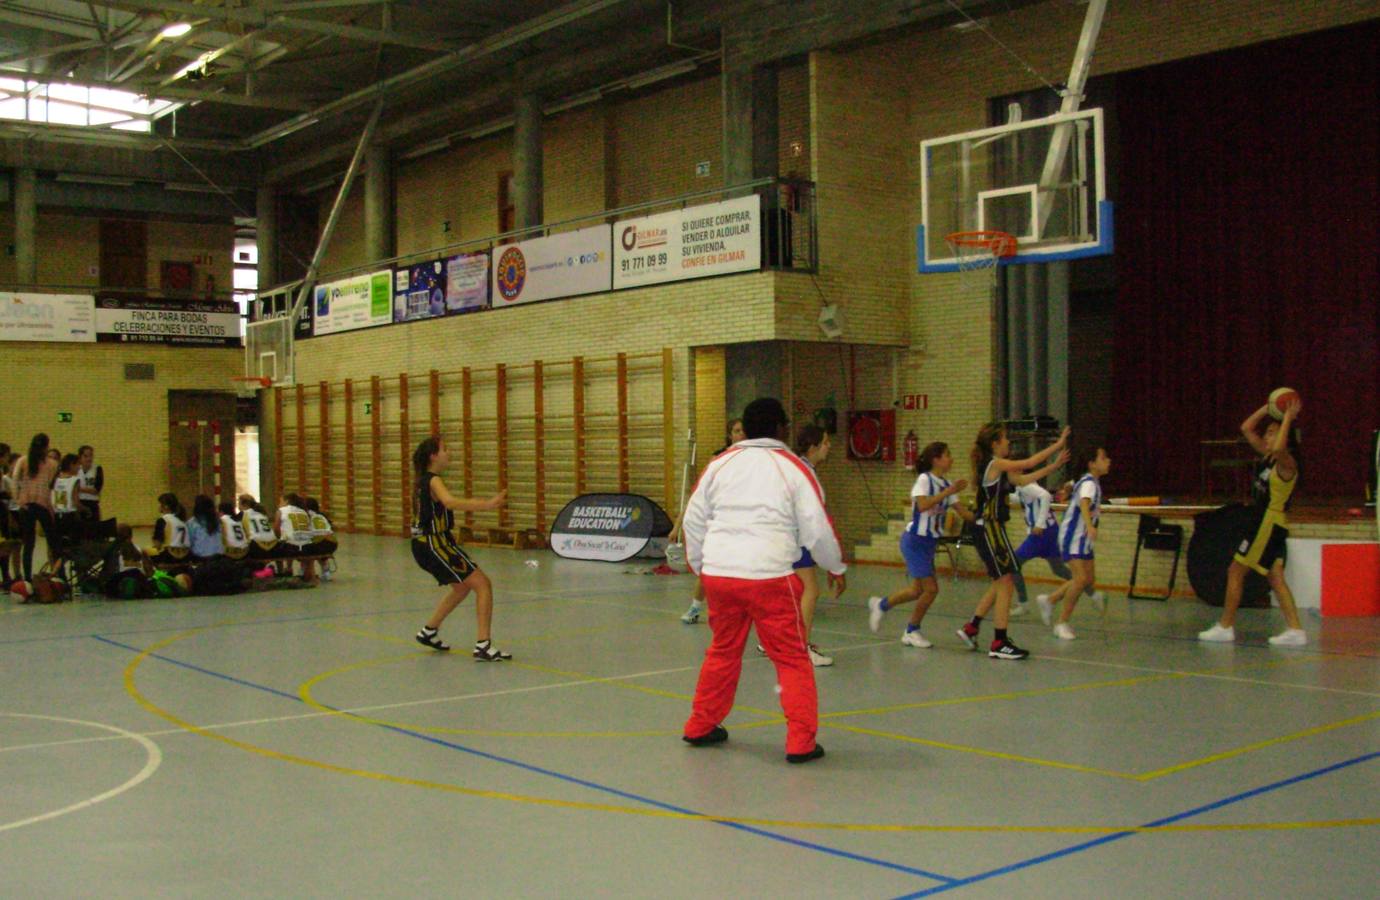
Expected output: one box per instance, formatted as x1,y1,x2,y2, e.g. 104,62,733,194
918,108,1111,272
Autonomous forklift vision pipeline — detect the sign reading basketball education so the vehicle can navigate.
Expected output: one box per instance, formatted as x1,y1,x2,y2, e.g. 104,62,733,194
95,296,241,346
613,194,761,289
0,293,95,343
549,493,671,562
314,270,392,335
491,225,611,307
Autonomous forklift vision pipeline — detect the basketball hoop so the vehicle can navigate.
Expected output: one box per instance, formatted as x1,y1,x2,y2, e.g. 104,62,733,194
231,375,272,398
945,230,1017,287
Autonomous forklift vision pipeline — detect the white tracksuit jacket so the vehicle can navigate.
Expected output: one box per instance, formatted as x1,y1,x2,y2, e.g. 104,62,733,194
682,438,846,580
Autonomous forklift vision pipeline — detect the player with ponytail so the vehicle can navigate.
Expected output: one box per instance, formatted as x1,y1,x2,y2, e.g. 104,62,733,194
410,436,511,660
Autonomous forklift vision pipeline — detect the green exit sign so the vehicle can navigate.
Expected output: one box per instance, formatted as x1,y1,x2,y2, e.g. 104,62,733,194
58,412,73,423
364,402,373,415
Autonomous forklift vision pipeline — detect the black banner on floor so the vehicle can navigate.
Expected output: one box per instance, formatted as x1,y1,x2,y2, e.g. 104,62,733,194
549,493,672,562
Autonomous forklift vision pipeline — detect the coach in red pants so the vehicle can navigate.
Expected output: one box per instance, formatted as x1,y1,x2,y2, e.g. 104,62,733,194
680,398,846,764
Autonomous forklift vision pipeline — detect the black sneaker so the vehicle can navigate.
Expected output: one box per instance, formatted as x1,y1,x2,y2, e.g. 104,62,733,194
956,624,979,650
682,725,728,746
473,640,512,661
988,638,1029,660
415,627,450,651
786,743,825,764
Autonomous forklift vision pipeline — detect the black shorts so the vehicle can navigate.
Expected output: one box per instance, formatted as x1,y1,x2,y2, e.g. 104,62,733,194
974,520,1019,580
1234,511,1289,576
412,534,478,586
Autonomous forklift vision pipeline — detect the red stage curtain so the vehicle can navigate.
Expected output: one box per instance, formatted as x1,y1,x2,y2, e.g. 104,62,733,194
1109,22,1379,500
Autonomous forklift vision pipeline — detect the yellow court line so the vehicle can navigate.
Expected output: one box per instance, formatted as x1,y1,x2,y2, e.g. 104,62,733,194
822,722,1140,780
119,628,1380,835
1136,709,1380,781
819,671,1184,721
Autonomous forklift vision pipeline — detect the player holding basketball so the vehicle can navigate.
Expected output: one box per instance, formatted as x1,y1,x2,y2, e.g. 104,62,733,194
866,441,967,648
1199,399,1306,646
680,398,844,763
956,424,1070,659
410,436,512,660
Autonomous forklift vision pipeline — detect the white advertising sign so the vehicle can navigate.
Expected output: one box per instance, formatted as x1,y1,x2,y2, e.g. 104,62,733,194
313,270,392,336
0,293,95,343
491,224,611,307
613,194,761,289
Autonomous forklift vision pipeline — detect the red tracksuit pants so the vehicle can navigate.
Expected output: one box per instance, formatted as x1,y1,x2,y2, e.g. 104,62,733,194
683,573,818,755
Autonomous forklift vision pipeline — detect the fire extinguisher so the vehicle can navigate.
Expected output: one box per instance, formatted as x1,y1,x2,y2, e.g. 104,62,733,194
902,429,919,471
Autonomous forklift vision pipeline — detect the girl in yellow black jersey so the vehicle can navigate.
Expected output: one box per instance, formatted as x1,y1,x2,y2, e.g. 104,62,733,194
410,436,511,660
1199,398,1306,646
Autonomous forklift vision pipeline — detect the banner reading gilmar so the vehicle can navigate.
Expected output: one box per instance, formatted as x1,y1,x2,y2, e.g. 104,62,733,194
614,194,761,289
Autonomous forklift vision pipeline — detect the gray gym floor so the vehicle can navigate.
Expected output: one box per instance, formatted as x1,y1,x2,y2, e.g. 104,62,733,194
4,533,1378,898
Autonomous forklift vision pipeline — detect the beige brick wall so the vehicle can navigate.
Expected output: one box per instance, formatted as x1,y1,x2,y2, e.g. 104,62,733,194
0,343,241,526
1,212,232,294
610,76,722,207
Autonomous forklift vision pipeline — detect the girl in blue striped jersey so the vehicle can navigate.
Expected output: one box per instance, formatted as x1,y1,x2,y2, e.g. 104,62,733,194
866,442,969,648
1038,447,1111,640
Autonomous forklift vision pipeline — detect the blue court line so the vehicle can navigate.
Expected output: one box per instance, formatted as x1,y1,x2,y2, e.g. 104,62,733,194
92,634,957,886
890,749,1380,899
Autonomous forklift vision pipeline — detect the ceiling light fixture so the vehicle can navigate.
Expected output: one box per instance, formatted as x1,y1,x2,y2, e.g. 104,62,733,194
160,23,193,39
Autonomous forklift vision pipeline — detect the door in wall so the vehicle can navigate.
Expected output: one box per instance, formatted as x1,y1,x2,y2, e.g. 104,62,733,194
167,391,238,508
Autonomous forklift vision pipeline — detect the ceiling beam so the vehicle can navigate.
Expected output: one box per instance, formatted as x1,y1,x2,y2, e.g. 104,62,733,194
247,0,628,150
86,1,455,52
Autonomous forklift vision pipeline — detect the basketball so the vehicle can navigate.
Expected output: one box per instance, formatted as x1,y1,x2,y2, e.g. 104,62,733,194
1268,387,1300,420
174,573,194,595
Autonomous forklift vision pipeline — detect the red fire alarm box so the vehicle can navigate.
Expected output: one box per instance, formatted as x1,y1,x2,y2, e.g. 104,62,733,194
847,409,896,461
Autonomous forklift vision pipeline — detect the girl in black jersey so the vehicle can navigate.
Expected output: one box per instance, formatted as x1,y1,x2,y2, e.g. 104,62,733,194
956,423,1069,660
410,436,511,660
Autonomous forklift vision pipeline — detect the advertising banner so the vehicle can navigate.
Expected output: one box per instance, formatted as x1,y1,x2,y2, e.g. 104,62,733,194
445,251,490,313
0,292,95,343
549,493,673,562
613,194,761,289
314,270,392,336
95,296,241,346
491,224,611,307
393,260,447,322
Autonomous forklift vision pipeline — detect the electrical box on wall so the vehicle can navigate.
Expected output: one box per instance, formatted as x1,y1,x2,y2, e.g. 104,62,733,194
846,409,896,461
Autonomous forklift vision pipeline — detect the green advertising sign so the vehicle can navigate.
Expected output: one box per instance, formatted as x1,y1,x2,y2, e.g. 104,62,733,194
58,412,73,423
371,272,392,319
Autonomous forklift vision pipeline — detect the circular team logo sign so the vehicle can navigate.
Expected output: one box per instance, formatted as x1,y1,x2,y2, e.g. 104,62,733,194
621,226,637,251
496,247,527,302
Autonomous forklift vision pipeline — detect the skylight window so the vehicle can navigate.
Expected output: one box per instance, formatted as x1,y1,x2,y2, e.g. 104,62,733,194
0,77,179,132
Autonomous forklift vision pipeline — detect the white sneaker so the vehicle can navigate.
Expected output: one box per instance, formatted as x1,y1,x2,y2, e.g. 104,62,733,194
1267,628,1307,647
756,643,767,655
808,644,834,667
1053,622,1077,641
867,595,885,633
1088,590,1106,613
901,629,932,648
680,601,703,624
1035,594,1053,626
1008,602,1028,618
1198,623,1236,643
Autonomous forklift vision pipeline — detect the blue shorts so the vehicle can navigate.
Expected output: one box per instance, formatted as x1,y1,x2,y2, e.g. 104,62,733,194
1015,528,1060,562
793,547,814,570
899,531,937,580
1062,549,1095,562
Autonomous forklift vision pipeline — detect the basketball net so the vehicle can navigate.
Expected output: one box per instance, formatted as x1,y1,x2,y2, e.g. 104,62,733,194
945,230,1017,289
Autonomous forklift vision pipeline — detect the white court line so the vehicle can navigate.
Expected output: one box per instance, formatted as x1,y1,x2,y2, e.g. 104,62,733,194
0,713,163,834
3,640,885,756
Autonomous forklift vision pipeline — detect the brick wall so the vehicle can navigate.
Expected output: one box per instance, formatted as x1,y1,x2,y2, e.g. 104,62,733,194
0,343,241,526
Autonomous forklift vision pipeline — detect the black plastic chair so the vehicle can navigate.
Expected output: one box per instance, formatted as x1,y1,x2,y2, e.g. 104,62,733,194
936,522,980,582
1128,514,1184,601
